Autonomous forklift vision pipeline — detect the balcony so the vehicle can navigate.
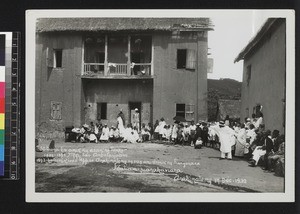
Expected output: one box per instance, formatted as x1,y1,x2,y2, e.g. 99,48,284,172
82,62,152,79
82,34,152,79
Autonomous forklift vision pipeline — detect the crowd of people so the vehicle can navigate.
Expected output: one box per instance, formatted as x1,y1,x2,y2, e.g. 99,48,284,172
209,112,285,176
69,109,285,176
70,116,210,148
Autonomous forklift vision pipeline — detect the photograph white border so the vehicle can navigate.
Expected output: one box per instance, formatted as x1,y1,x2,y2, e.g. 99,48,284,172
26,9,295,202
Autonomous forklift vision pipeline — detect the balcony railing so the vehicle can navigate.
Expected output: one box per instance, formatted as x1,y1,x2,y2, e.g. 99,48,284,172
84,63,105,75
108,63,127,75
83,63,152,77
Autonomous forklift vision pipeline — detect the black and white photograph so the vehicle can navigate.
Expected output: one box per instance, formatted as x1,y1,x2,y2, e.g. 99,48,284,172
26,10,295,202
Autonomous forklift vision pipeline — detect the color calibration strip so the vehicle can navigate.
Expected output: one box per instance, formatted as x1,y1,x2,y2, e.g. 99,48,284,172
0,34,5,176
0,32,20,180
7,32,20,180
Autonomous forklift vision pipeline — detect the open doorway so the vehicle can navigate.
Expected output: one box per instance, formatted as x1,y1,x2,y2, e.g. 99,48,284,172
129,102,142,130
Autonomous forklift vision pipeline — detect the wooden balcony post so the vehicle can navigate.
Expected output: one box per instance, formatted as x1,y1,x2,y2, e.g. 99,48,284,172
104,35,108,76
127,35,131,76
151,36,154,76
81,39,85,75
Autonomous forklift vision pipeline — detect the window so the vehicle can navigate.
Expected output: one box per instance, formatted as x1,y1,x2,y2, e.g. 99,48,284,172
177,49,196,69
176,104,185,117
176,103,195,121
50,101,62,120
246,65,251,86
177,50,187,69
53,49,63,68
97,103,107,120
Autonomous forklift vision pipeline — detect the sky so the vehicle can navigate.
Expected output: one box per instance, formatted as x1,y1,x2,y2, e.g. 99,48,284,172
207,11,270,82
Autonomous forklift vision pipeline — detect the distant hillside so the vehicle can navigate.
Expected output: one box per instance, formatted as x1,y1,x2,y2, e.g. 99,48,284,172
207,78,242,121
208,78,242,99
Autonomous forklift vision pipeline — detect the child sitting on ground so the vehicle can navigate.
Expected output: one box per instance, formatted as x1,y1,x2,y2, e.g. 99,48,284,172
141,123,151,142
162,125,172,142
109,126,120,142
194,136,203,149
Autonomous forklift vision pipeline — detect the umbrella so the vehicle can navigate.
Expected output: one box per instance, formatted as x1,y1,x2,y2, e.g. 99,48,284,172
173,116,186,122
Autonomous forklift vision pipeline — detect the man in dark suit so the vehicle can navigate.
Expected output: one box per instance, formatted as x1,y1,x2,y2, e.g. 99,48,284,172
272,130,281,152
262,130,279,170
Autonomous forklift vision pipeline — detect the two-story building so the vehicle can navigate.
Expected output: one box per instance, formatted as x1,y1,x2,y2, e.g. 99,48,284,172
35,18,212,132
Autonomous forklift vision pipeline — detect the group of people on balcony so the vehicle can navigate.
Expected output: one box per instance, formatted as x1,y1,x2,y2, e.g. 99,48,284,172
85,62,150,76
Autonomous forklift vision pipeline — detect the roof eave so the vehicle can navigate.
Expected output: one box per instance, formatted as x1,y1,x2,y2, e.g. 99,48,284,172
37,27,213,33
234,18,278,63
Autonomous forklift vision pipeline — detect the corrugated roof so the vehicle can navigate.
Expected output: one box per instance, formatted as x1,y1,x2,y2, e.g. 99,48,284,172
36,18,213,33
234,18,282,63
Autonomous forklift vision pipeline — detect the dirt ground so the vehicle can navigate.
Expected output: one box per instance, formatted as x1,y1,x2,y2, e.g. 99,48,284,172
35,139,284,193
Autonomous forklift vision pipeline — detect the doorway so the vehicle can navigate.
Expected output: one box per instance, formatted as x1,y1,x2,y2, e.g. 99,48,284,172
129,102,142,130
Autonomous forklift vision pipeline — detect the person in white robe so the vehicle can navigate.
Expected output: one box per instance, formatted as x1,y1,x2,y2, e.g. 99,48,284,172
250,130,271,166
246,124,257,147
251,147,266,165
162,125,171,141
234,124,247,157
189,120,197,146
171,123,178,142
117,116,125,138
109,126,120,142
100,124,110,142
183,124,190,142
126,127,139,143
245,118,251,129
132,108,140,132
122,124,133,143
210,121,236,160
254,113,263,129
132,127,140,143
89,133,98,143
158,118,166,140
94,124,99,135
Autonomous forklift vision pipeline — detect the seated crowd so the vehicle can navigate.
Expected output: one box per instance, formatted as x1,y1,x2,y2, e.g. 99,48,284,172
221,113,285,176
70,112,285,176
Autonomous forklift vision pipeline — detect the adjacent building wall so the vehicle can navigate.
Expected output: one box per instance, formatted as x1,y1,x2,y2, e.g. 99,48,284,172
240,20,286,133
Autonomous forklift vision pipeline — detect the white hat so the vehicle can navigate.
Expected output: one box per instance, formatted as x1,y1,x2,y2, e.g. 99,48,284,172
135,108,138,111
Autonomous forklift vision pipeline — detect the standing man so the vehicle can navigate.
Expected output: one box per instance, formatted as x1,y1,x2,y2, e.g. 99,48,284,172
132,108,140,132
210,121,235,160
118,109,126,126
117,109,125,138
189,120,197,146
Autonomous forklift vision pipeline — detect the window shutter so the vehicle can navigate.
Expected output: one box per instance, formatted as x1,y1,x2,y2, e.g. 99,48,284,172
185,104,195,121
186,49,196,69
46,47,54,68
50,101,62,120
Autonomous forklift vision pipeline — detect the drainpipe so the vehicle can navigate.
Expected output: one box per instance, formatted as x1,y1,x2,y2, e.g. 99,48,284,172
196,34,199,122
